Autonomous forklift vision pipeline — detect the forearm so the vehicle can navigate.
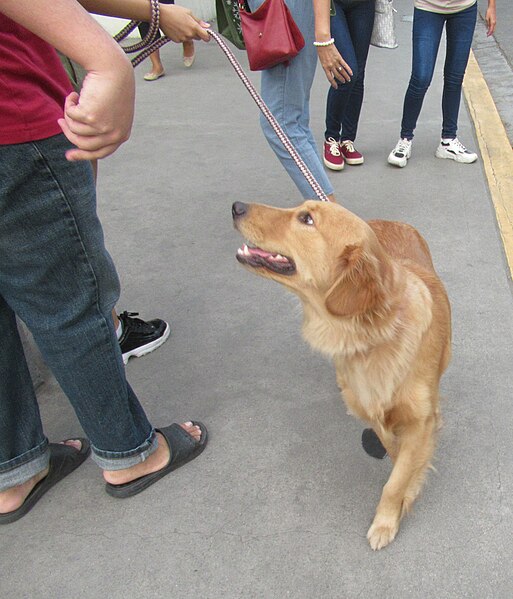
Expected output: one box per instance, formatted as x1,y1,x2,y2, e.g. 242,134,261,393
485,0,497,35
0,0,129,72
78,0,211,42
312,0,332,42
78,0,153,21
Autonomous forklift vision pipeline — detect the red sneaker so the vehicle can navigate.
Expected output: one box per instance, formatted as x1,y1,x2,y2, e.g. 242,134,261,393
323,137,345,171
340,140,364,165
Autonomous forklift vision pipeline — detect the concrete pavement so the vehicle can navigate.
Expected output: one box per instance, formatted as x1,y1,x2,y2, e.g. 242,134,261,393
3,1,513,597
475,0,513,145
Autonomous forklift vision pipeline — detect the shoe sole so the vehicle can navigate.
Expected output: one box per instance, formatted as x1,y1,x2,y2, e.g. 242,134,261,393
343,156,364,165
143,71,165,81
183,54,195,68
323,157,345,171
388,152,410,168
435,148,477,164
388,157,408,168
122,323,171,365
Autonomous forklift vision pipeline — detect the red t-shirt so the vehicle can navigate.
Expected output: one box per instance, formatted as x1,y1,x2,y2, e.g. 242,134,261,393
0,14,73,145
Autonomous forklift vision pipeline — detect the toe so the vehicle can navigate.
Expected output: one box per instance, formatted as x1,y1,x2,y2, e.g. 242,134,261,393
367,518,399,551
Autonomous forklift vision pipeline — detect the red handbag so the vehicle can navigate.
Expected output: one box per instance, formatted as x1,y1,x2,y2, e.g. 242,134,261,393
238,0,305,71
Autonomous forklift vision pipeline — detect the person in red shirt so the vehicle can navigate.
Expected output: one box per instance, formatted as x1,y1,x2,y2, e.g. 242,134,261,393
0,0,210,523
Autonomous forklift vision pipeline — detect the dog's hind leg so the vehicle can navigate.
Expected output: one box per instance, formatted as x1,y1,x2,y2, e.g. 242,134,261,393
366,414,436,551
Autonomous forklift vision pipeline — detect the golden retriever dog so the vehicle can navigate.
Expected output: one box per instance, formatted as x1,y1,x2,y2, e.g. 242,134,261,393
232,200,451,550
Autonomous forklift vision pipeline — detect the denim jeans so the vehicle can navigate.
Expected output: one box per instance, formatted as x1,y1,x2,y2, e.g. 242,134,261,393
325,0,375,142
400,3,477,140
247,0,334,199
0,134,157,491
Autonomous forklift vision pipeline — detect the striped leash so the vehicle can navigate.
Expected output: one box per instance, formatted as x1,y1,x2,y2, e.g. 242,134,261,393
115,8,329,202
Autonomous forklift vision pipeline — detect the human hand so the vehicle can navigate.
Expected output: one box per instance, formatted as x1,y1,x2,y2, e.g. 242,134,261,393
485,6,496,36
160,4,211,43
58,59,135,161
317,44,352,89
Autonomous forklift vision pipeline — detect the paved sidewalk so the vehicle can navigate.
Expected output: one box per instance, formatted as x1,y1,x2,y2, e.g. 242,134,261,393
3,2,513,597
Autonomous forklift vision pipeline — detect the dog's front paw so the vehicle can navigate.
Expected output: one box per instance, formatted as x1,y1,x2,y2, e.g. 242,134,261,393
367,517,399,551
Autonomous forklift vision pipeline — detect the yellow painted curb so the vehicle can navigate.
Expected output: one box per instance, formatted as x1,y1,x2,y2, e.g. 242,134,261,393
463,51,513,280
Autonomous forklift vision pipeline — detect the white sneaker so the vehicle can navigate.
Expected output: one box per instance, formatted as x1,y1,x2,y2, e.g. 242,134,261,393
388,138,412,168
435,138,478,163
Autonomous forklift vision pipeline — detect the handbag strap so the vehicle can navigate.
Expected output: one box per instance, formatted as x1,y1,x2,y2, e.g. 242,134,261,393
114,21,330,202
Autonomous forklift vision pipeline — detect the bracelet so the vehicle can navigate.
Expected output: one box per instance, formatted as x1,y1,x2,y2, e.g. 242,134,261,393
313,38,335,47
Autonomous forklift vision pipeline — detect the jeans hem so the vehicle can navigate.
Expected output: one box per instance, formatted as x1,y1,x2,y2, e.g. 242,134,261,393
90,428,158,471
0,439,50,491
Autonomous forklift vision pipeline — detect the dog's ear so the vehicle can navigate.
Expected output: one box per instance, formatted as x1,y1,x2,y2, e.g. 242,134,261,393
325,244,386,318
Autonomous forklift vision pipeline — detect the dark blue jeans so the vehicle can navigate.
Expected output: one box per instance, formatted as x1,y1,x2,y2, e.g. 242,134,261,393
325,0,375,142
0,134,157,490
400,3,477,140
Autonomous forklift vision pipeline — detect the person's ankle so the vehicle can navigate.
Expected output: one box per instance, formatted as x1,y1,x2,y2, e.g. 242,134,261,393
102,432,170,486
0,468,49,514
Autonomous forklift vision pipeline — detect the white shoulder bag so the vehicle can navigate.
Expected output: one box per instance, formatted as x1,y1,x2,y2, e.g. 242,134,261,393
370,0,398,49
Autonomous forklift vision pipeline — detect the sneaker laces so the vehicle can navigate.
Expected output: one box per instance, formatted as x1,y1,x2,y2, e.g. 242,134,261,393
341,140,355,152
394,139,410,154
326,137,341,156
445,138,468,153
119,311,154,332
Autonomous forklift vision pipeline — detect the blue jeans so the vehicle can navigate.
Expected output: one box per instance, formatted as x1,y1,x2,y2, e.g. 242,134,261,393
400,3,477,140
0,134,158,491
325,0,375,142
247,0,334,199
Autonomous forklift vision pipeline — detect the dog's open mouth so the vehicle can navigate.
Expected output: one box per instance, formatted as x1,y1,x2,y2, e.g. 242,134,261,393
236,243,296,275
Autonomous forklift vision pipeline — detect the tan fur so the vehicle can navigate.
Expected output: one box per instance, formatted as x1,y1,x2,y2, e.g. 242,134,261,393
234,200,451,550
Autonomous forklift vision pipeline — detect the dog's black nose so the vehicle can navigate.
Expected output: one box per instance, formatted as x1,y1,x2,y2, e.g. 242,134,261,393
232,202,248,219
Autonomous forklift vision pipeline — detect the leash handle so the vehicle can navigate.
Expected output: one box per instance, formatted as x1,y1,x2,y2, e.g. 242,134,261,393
114,0,164,65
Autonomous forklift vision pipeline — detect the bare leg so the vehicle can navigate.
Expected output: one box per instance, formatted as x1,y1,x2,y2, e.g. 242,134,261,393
183,40,195,67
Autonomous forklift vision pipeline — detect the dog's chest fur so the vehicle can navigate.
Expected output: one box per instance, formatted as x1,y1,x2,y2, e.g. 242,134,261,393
302,275,433,421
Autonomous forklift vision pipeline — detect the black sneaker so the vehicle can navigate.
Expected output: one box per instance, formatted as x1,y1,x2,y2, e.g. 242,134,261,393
118,311,170,365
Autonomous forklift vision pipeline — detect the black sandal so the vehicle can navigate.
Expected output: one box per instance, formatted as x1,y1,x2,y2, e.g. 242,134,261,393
105,422,208,499
0,439,90,525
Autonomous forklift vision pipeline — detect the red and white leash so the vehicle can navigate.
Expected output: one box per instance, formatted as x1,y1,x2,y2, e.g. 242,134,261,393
206,30,330,202
116,7,330,202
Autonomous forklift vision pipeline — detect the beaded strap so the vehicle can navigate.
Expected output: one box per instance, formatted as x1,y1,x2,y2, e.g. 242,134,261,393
114,0,161,62
313,38,335,47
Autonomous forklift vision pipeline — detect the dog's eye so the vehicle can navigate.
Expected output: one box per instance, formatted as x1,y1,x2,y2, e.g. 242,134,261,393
298,212,314,226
